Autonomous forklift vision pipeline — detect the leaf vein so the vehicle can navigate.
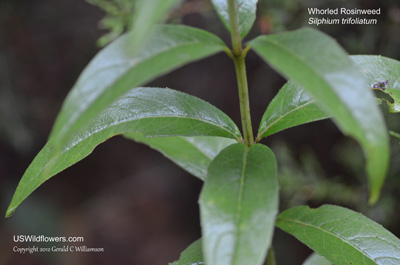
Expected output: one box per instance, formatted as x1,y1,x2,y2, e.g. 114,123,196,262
232,146,250,264
278,217,378,263
257,100,316,139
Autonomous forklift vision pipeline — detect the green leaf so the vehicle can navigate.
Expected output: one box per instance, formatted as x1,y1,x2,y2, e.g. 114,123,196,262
351,55,400,89
170,239,204,265
257,81,329,140
129,0,182,54
277,205,400,265
390,131,400,140
199,143,278,265
211,0,258,38
303,253,332,265
249,28,389,203
257,55,400,139
48,24,226,148
6,87,241,217
384,90,400,113
125,133,236,180
351,55,400,114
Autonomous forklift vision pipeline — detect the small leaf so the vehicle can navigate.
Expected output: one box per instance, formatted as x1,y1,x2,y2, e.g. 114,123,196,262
211,0,258,38
384,89,400,113
6,87,241,217
277,205,400,265
48,24,226,148
352,55,400,114
390,131,400,140
170,239,204,265
199,143,278,265
125,133,236,180
257,81,329,140
303,253,332,265
249,28,389,203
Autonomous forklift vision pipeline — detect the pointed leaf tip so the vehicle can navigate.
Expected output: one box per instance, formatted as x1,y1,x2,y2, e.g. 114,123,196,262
5,207,16,218
7,87,241,216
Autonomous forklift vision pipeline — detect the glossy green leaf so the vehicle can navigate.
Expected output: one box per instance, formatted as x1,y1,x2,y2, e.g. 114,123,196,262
48,24,226,148
211,0,258,38
199,143,278,265
129,0,181,54
257,55,400,139
351,55,400,114
303,253,332,265
170,239,204,265
256,81,329,140
6,87,241,217
249,28,389,203
125,133,236,180
277,205,400,265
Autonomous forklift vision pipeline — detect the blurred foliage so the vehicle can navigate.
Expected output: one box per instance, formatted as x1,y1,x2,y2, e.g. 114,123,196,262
391,130,400,140
273,140,366,209
85,0,216,47
86,0,135,46
0,50,34,153
272,128,400,232
0,2,33,153
257,0,400,58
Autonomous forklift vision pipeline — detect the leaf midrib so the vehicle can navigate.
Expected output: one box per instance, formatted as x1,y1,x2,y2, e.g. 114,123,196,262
257,99,317,139
278,217,378,264
232,146,250,264
79,39,224,88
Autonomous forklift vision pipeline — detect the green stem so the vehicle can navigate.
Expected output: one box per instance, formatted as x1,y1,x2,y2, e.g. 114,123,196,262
265,246,277,265
228,0,242,56
228,0,254,146
233,53,254,146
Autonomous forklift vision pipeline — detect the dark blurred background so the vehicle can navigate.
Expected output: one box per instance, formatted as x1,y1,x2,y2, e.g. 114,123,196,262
0,0,399,264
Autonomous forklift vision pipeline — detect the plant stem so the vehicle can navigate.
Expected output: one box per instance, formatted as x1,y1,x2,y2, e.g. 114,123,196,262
228,0,242,56
265,246,277,265
228,0,254,146
233,53,254,146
